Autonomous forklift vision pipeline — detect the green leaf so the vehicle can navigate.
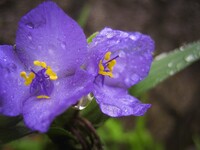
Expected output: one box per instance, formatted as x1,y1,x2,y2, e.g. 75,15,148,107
130,41,200,96
0,126,32,144
87,32,99,43
77,3,91,27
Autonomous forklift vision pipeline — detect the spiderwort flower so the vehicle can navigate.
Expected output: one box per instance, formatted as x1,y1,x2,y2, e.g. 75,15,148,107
86,28,154,117
0,2,93,132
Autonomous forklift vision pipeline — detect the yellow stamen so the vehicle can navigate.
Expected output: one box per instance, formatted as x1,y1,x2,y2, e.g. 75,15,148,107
37,95,50,99
20,71,35,86
34,60,47,68
98,60,105,72
108,60,116,71
99,70,113,78
98,51,117,78
34,60,58,80
45,66,58,80
104,51,111,61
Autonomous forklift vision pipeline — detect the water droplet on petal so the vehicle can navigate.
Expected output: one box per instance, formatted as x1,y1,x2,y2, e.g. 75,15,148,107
129,35,136,40
119,51,126,57
3,57,7,62
26,22,34,29
28,35,32,40
74,93,94,110
131,74,140,83
61,42,66,49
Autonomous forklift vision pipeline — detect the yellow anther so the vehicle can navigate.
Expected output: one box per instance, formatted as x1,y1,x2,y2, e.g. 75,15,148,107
98,60,105,72
34,60,47,68
33,60,58,80
99,70,113,78
37,95,50,99
98,51,117,78
46,66,58,80
20,71,35,86
108,60,116,71
104,51,111,61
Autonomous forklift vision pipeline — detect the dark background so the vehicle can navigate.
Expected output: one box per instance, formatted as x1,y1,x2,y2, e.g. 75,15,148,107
0,0,200,149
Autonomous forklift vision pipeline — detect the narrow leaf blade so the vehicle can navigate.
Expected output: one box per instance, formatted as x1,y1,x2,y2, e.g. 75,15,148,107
130,41,200,96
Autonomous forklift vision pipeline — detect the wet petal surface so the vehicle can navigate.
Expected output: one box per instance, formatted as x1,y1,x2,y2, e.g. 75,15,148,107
16,2,87,77
94,84,151,117
88,28,154,88
0,45,29,116
22,69,94,132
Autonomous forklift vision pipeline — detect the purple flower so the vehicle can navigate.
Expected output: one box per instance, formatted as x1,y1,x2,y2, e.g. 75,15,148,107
86,28,154,117
0,2,93,132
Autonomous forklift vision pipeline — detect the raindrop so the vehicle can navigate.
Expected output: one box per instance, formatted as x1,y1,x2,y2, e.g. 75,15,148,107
185,55,195,62
179,46,184,51
61,42,66,49
119,51,126,57
168,62,173,68
3,57,7,62
26,22,34,29
74,93,94,110
28,35,32,40
169,70,175,75
129,35,136,40
131,74,140,83
106,33,113,39
155,53,167,61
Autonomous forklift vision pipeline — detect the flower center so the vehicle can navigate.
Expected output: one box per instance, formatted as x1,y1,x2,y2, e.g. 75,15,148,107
20,60,58,99
98,51,118,78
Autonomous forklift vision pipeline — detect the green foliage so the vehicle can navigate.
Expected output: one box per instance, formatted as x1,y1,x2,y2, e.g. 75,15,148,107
87,32,99,43
193,135,200,150
98,117,164,150
77,3,91,27
3,136,47,150
130,41,200,96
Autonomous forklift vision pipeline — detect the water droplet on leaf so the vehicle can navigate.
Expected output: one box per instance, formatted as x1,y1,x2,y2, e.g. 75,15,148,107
185,55,195,62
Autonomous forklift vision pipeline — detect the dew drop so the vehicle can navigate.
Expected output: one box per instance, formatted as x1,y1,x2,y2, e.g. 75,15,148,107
28,35,32,40
168,62,173,68
106,33,113,39
119,51,126,57
155,53,167,61
169,70,175,75
185,55,195,62
26,22,34,29
129,35,136,40
131,74,140,83
3,57,7,62
74,93,94,110
179,46,184,51
61,42,66,49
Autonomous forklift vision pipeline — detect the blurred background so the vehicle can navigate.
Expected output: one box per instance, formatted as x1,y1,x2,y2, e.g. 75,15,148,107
0,0,200,149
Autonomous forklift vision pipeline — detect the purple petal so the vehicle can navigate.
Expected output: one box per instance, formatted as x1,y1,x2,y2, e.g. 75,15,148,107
0,45,29,116
23,69,94,132
88,27,154,88
94,84,151,117
16,2,87,77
